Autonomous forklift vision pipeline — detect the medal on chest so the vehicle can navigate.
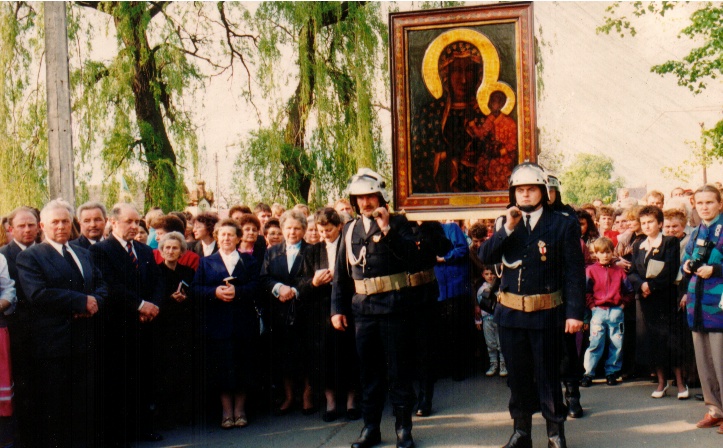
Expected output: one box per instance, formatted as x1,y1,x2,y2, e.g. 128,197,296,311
538,240,547,261
372,234,381,243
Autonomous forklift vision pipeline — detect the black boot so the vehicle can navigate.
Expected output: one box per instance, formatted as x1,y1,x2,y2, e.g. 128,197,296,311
564,382,583,418
546,420,567,448
351,425,381,448
502,416,532,448
394,407,415,448
416,383,434,417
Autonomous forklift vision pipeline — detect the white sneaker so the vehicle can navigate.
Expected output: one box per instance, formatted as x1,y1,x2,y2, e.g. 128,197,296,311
486,363,498,377
499,363,508,377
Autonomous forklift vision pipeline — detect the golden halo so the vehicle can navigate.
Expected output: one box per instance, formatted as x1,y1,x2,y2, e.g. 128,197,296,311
421,28,516,115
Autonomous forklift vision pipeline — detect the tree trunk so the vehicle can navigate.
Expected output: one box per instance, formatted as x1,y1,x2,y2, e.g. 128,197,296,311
112,3,177,211
282,22,315,203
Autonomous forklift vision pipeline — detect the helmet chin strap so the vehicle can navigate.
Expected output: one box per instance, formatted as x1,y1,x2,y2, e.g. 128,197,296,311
518,202,541,213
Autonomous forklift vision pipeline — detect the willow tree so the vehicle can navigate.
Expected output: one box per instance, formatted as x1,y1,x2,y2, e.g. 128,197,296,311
0,2,48,212
0,2,259,212
235,2,388,207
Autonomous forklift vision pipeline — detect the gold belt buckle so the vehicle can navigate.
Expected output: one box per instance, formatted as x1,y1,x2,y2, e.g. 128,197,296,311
364,278,375,295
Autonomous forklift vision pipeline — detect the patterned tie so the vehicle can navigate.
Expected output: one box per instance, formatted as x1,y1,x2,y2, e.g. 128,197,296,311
525,214,532,234
126,241,139,270
62,245,83,278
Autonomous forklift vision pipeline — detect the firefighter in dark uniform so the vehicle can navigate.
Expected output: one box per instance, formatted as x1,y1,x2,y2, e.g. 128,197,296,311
548,174,585,419
331,168,418,448
479,163,585,448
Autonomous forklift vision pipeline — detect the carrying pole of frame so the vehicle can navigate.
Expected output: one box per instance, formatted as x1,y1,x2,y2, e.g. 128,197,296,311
45,2,75,208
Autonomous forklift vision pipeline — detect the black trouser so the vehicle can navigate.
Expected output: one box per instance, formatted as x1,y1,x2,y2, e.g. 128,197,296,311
411,292,439,386
36,353,98,447
560,330,585,383
354,313,416,426
499,325,567,423
439,296,475,378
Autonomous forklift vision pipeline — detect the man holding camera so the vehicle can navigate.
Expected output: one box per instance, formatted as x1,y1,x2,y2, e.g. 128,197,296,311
681,185,723,434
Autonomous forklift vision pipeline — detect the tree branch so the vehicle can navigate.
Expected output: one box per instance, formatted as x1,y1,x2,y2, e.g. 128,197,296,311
148,1,169,19
320,1,363,28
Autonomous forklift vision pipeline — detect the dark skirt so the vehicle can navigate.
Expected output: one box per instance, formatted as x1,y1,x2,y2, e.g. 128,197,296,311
636,295,685,371
207,317,258,392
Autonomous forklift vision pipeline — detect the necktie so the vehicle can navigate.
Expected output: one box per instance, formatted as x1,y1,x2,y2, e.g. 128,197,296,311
525,214,532,234
62,245,83,278
126,241,139,270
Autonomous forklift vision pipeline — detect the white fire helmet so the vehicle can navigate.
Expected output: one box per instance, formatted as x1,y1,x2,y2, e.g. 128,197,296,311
347,168,390,212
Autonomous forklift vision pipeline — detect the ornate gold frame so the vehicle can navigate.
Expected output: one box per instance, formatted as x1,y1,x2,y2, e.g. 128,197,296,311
390,2,537,219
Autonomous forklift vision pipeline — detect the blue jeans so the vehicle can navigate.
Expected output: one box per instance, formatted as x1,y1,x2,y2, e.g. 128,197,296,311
583,306,624,376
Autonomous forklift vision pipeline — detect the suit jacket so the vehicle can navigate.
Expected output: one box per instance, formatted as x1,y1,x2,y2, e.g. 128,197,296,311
479,207,586,329
90,234,164,322
627,235,680,319
192,251,259,340
70,234,96,251
260,241,312,325
331,214,418,316
304,239,341,305
16,242,107,359
190,240,219,259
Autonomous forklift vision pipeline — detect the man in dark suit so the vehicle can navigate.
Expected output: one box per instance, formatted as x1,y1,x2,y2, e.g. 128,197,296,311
479,163,585,448
0,206,39,447
90,203,164,445
331,169,419,448
71,201,107,249
17,200,107,447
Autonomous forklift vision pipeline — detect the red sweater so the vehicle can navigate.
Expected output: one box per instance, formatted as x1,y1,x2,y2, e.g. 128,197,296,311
585,262,634,309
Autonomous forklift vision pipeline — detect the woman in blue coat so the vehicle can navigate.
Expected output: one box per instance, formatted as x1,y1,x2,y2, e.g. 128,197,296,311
192,219,259,429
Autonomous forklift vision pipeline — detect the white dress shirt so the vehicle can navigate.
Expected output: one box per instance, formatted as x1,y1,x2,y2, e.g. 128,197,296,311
202,240,216,257
325,236,340,274
219,249,240,276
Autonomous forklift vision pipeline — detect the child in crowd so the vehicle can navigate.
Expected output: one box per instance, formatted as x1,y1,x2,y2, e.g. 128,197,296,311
581,237,634,387
476,265,507,377
598,206,619,246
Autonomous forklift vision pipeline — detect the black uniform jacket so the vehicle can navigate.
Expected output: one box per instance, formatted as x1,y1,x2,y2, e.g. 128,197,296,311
479,207,585,329
331,214,418,316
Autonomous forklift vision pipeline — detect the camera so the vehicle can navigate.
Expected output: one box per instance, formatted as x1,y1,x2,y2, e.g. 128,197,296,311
689,238,715,273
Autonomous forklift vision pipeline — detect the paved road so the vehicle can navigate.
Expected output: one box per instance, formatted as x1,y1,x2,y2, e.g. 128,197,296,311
138,374,720,447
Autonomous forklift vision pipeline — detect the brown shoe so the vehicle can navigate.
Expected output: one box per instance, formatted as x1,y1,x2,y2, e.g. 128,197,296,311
696,414,723,428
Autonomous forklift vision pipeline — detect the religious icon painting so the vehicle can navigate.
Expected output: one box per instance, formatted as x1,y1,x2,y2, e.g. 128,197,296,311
390,2,537,219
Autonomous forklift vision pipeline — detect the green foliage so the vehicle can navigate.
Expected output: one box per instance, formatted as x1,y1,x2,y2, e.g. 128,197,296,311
0,2,48,213
71,2,204,212
236,2,388,207
559,153,624,205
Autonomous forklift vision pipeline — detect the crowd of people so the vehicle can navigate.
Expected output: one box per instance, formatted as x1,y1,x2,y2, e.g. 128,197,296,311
0,166,721,448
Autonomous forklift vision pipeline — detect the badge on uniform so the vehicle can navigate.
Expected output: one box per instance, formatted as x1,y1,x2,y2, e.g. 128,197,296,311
372,235,381,243
538,240,547,261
